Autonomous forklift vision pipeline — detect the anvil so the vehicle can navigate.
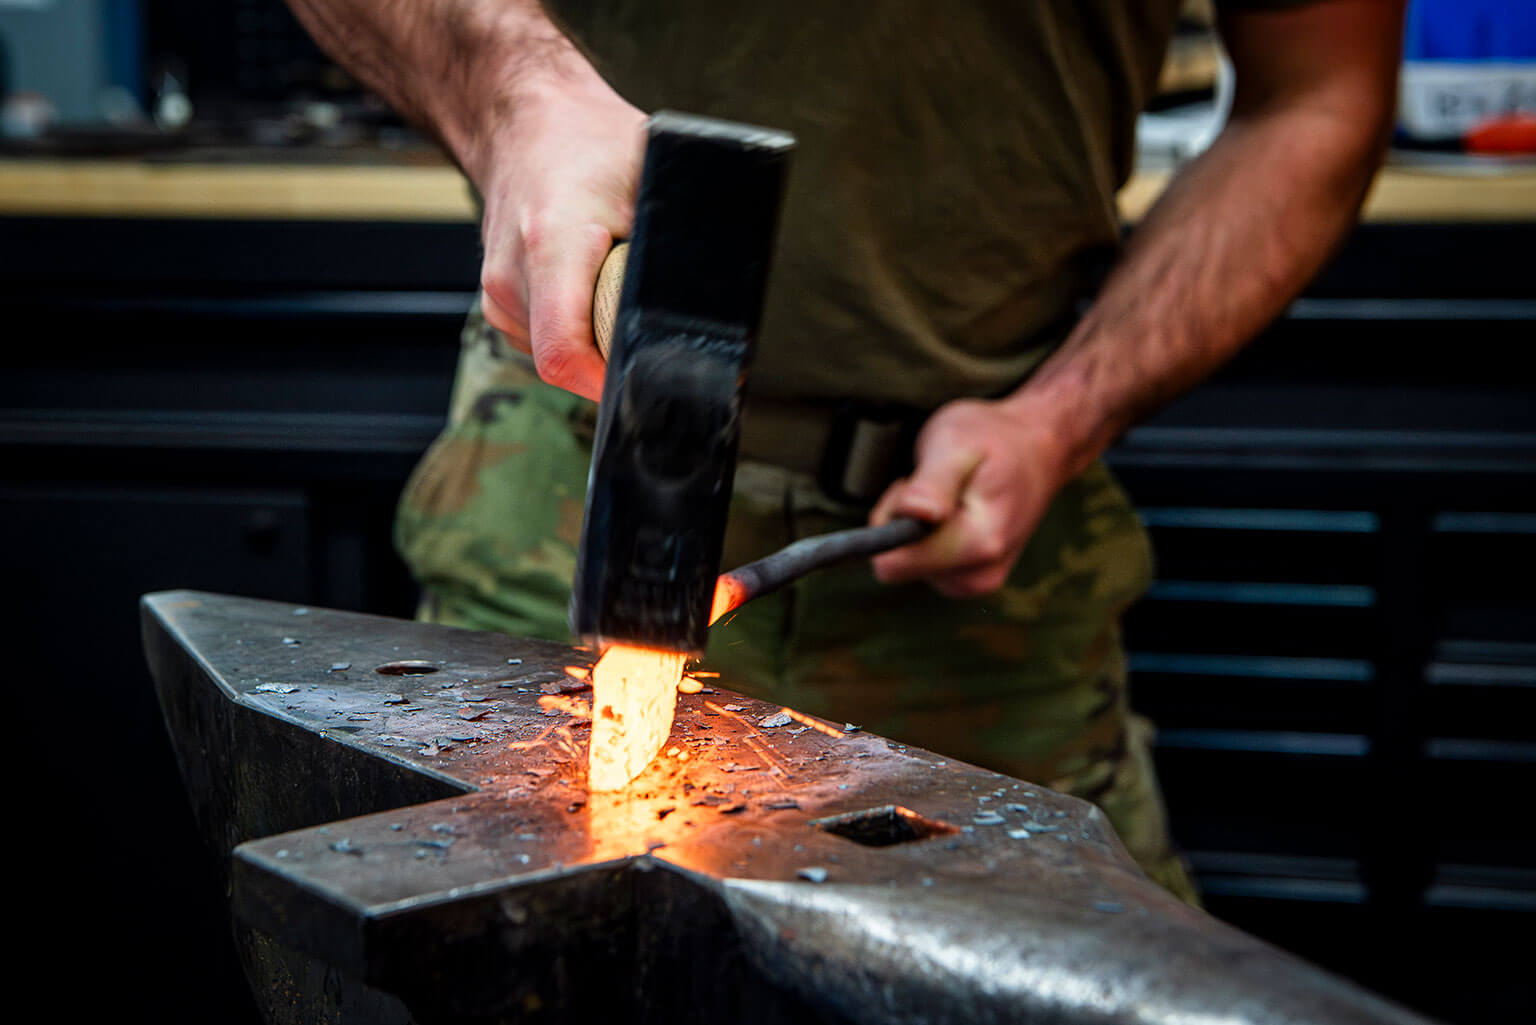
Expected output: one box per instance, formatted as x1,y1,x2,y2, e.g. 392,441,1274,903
143,592,1437,1025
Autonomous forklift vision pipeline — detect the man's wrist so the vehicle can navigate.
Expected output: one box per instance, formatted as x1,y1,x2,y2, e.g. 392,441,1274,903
429,8,610,187
983,388,1081,491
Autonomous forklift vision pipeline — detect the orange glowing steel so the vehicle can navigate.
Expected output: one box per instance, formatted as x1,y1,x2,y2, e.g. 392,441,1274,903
587,643,687,791
709,575,750,625
584,573,754,791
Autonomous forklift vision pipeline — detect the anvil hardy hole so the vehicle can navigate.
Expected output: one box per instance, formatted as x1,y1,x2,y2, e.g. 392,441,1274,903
374,660,441,676
812,805,960,848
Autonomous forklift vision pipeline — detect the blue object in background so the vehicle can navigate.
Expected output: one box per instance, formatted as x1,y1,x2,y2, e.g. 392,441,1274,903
1398,0,1536,142
103,0,144,109
1405,0,1536,62
0,0,143,120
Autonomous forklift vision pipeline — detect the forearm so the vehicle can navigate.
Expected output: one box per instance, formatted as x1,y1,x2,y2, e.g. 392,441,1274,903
285,1,645,400
1005,1,1402,488
1005,114,1381,484
284,0,605,183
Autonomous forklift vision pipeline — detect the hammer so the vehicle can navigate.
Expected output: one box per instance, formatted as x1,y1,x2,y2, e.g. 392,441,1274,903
570,112,928,655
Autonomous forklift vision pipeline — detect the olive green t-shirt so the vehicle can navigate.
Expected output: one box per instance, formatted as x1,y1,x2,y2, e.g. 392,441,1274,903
544,1,1291,409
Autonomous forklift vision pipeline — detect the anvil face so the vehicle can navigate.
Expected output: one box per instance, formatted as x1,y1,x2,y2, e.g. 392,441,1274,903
143,592,1434,1025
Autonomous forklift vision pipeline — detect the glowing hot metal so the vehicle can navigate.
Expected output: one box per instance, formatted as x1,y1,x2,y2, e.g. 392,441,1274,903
587,644,688,791
586,576,755,791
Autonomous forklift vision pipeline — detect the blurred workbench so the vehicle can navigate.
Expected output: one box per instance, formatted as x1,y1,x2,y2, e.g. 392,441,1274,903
2,151,1533,221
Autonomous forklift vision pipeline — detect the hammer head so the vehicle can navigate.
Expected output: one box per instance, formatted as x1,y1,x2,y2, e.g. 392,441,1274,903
570,112,794,654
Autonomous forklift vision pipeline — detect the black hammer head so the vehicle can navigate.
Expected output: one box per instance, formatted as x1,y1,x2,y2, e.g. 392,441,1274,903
571,112,794,654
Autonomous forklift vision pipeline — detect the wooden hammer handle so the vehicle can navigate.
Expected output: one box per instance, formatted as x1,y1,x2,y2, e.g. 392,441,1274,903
592,241,629,360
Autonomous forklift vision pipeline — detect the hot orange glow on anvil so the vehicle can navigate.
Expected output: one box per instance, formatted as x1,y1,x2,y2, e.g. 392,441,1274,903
587,575,753,791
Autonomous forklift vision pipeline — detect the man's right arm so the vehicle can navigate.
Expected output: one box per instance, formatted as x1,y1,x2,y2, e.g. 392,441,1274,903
286,0,645,400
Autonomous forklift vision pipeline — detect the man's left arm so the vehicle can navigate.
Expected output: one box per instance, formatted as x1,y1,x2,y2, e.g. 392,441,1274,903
873,0,1406,596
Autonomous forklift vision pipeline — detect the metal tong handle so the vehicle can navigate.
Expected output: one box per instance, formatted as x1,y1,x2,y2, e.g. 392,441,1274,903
720,516,932,607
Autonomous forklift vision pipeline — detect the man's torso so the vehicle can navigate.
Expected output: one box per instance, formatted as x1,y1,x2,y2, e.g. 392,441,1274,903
546,0,1183,407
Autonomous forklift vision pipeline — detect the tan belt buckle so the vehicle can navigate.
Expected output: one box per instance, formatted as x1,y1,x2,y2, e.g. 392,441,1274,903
816,404,922,506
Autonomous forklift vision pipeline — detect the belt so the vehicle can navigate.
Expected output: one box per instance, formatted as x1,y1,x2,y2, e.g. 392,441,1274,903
738,395,929,506
561,367,928,505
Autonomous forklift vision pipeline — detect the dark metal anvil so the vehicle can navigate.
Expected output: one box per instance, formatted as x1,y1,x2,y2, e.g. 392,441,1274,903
144,591,1434,1025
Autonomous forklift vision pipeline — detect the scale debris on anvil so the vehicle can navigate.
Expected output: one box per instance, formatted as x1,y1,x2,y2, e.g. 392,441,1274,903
144,591,1439,1025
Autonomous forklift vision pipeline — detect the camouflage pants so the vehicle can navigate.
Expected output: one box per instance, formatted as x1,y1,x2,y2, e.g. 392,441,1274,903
397,305,1198,903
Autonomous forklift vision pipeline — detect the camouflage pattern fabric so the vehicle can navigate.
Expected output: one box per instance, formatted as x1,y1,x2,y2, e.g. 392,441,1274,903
397,302,1199,904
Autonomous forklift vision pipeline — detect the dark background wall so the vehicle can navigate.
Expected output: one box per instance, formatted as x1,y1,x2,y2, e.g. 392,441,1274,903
1110,223,1536,1020
1,216,465,1025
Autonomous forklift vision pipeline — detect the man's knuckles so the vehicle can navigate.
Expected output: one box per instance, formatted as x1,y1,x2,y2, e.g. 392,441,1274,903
963,528,1010,566
518,214,557,260
935,563,1011,598
892,486,949,522
480,288,527,340
531,342,588,393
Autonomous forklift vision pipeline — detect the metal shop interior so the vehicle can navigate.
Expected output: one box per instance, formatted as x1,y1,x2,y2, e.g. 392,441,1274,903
3,2,1532,1023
